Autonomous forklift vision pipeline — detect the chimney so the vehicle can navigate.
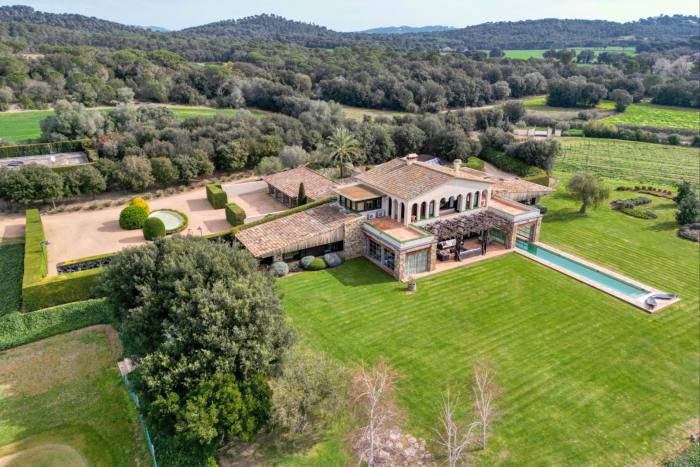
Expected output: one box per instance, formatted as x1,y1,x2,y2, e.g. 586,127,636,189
405,153,418,165
453,158,462,174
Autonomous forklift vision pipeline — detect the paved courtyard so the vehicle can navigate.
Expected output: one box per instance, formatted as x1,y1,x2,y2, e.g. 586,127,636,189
223,180,286,221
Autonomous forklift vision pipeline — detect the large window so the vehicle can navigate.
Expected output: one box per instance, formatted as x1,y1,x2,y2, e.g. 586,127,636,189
367,239,396,271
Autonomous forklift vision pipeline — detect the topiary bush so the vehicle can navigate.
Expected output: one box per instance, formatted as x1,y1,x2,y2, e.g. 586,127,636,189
225,202,246,226
300,256,315,269
206,183,228,209
143,216,166,240
271,261,289,277
323,253,343,268
305,257,327,271
119,205,148,230
130,196,150,214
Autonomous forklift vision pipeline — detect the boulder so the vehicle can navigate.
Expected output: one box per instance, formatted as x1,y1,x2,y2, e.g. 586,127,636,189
323,252,343,268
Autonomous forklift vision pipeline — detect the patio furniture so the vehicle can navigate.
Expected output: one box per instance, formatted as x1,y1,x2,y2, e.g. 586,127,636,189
645,296,657,309
458,247,481,261
437,250,451,262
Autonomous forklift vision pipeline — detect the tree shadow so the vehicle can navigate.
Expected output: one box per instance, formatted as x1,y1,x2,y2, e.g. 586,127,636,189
544,209,584,223
118,235,144,244
327,258,395,287
203,219,231,233
644,221,678,232
186,198,212,212
97,220,122,233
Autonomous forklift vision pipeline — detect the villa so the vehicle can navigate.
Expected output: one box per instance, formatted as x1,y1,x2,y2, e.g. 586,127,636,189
236,154,553,280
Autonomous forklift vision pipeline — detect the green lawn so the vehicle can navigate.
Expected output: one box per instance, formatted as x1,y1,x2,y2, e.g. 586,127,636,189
0,243,23,316
280,186,698,464
600,103,700,131
504,47,636,60
557,137,700,186
0,106,266,144
0,326,150,466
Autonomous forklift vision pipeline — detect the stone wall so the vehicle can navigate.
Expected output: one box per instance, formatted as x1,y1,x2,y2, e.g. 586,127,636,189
342,216,366,259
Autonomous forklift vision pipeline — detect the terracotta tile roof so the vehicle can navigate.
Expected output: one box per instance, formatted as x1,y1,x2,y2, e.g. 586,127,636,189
235,204,356,258
262,166,337,200
355,158,491,200
335,184,383,201
493,178,554,201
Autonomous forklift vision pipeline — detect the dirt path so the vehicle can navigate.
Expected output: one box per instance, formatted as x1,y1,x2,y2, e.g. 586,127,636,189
482,161,518,179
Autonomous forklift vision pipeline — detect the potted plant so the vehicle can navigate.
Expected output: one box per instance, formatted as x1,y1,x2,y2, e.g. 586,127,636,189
406,276,417,293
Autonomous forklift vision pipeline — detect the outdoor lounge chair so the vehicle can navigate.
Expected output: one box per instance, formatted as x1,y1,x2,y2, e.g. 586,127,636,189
652,293,677,300
437,250,451,262
645,296,657,309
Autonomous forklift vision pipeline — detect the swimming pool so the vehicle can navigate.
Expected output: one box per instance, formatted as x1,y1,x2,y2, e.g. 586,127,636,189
515,239,649,299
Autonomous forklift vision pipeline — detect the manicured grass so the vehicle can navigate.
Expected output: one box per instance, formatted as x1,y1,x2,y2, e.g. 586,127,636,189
0,243,23,316
0,326,150,466
504,47,636,60
0,110,54,143
280,186,698,464
0,106,266,143
557,137,700,186
600,103,700,131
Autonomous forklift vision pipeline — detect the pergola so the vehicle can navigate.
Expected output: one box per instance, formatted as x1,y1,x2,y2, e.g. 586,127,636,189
423,212,512,257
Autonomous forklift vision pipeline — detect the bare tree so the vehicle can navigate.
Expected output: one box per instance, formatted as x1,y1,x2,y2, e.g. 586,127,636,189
434,389,479,467
351,359,401,466
472,363,499,450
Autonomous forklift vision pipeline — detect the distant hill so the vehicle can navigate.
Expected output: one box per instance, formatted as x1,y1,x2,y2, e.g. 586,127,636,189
0,6,697,60
359,25,456,34
0,4,144,33
140,25,169,32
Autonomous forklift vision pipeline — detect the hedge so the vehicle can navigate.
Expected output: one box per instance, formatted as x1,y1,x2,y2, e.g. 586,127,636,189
233,196,336,234
0,139,88,159
51,161,96,174
206,183,228,209
225,202,246,226
0,299,109,351
22,267,103,312
23,209,47,285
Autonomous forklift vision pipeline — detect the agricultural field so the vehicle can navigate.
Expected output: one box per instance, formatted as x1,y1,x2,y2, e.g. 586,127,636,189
0,326,150,466
504,46,636,60
281,183,698,464
522,96,616,120
600,103,700,131
556,137,700,186
0,106,265,144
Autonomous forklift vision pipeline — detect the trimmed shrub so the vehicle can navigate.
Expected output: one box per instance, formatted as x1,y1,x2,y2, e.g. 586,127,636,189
271,261,289,277
143,217,166,241
119,205,148,230
130,196,150,214
300,256,315,269
22,268,103,312
206,183,228,209
305,257,327,271
620,208,652,219
323,253,343,268
225,202,246,226
23,209,48,285
0,299,109,351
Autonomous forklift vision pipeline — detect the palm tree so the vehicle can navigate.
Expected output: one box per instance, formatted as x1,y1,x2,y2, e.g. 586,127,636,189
327,127,362,178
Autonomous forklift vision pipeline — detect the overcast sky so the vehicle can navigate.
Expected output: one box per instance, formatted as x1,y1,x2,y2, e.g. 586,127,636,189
2,0,697,31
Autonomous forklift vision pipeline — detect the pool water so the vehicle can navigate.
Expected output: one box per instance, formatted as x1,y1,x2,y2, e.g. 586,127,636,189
149,210,185,231
515,239,649,298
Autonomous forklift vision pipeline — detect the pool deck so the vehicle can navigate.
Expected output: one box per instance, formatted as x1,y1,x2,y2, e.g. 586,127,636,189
516,242,679,313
